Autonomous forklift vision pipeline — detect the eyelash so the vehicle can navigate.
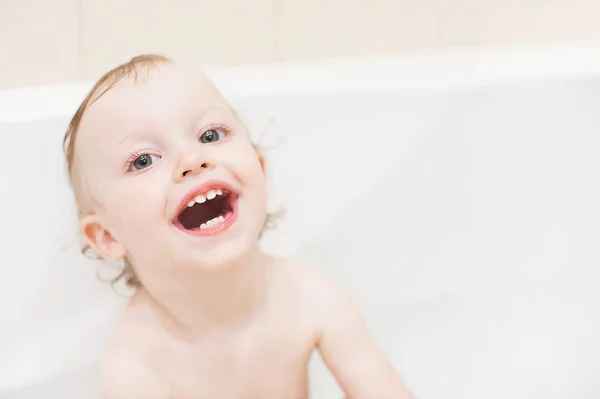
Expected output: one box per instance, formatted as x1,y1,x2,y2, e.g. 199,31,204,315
199,123,232,140
124,148,157,172
123,123,233,172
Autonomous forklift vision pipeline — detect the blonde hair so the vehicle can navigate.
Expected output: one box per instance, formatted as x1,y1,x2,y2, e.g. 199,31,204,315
63,54,277,289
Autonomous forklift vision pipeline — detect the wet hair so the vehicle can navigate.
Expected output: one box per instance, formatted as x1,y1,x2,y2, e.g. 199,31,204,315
63,54,278,289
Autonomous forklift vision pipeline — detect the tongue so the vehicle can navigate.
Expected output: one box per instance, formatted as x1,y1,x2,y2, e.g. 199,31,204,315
179,195,229,230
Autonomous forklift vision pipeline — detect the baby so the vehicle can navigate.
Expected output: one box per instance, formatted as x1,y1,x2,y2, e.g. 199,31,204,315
64,55,413,399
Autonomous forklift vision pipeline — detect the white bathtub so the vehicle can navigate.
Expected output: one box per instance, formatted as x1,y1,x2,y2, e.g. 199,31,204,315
2,43,600,399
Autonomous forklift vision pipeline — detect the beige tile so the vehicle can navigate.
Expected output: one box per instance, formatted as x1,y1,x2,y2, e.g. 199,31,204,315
0,0,80,88
440,0,600,47
80,0,277,80
276,0,442,62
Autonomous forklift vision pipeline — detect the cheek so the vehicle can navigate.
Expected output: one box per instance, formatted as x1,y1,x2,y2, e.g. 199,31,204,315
237,148,267,191
103,178,167,241
222,142,268,208
240,155,269,217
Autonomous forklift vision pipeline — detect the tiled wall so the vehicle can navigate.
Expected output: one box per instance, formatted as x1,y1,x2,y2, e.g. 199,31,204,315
1,0,600,88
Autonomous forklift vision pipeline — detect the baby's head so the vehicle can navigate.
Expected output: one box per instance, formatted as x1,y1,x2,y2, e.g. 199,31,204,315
64,55,271,289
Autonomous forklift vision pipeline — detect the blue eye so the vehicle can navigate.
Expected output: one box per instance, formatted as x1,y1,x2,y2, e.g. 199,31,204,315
131,153,160,171
199,129,224,144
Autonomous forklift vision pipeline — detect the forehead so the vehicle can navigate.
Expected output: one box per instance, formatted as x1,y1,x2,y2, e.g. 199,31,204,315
77,64,231,150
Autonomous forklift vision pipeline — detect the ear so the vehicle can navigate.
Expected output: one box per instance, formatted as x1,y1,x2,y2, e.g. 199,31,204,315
80,214,126,261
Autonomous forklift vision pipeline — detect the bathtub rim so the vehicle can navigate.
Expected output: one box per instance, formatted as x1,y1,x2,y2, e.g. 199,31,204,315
2,41,600,124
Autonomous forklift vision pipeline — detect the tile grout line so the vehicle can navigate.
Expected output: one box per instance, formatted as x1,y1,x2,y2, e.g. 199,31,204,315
272,0,282,63
76,0,85,80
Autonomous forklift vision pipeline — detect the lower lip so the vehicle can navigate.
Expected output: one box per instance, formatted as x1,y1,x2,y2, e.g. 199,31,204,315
174,197,239,237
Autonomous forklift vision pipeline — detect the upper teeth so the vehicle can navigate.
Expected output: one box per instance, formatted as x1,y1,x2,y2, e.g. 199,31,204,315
187,188,223,207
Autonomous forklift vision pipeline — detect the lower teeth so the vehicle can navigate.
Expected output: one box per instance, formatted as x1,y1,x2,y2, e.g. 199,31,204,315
199,215,225,230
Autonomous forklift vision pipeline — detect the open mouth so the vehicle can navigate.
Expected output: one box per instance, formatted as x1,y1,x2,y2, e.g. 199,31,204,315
175,186,238,234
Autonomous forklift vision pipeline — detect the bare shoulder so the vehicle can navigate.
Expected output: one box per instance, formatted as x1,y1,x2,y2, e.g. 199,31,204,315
282,259,344,295
281,258,351,300
100,349,169,399
100,294,170,399
277,258,355,326
282,260,414,398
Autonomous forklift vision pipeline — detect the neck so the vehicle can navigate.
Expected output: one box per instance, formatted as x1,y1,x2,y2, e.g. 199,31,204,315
137,247,274,338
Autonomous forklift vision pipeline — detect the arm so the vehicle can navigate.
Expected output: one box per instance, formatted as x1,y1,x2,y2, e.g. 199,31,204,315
316,277,414,399
100,353,170,399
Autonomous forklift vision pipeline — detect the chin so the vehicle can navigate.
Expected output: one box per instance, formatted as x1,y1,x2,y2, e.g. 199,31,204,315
171,221,261,270
184,243,258,272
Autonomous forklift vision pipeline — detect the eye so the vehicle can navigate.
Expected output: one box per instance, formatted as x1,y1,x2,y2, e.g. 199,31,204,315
199,129,225,144
130,153,161,171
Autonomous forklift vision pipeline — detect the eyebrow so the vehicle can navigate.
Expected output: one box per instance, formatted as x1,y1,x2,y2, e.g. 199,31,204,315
117,130,155,147
115,105,235,147
187,105,237,129
191,104,233,121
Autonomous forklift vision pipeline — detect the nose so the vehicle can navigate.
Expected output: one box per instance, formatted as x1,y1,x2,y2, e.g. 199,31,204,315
172,149,215,183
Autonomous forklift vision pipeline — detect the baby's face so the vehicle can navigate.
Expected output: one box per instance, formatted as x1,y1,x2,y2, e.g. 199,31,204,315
76,64,267,277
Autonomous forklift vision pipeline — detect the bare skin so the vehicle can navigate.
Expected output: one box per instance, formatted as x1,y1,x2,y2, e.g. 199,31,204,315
73,61,413,399
101,258,410,399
